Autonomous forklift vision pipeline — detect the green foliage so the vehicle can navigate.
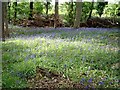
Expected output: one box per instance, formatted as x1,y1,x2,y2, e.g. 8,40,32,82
8,1,120,25
104,4,120,17
81,2,93,21
63,2,94,26
34,2,44,14
64,2,76,26
95,2,108,17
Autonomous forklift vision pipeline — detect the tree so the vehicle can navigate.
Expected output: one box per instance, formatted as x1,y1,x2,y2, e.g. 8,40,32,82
1,2,7,41
4,2,9,38
8,2,11,23
45,0,51,18
87,0,94,20
29,1,34,20
13,1,17,24
73,0,82,28
54,0,59,28
0,1,2,41
68,0,74,26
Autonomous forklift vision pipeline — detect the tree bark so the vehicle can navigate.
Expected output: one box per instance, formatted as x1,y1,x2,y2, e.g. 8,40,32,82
2,2,5,42
29,2,33,20
13,1,17,24
4,2,9,38
73,0,82,28
8,2,11,23
0,1,2,41
68,0,74,26
45,0,50,17
54,0,59,28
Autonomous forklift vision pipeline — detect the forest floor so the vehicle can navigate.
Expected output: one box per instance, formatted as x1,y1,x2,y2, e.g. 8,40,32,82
2,26,120,89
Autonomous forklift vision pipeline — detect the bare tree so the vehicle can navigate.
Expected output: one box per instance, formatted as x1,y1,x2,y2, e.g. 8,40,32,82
73,0,82,28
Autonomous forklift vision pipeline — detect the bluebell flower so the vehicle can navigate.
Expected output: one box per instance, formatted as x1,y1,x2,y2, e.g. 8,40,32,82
85,85,89,89
88,78,92,83
30,54,36,59
80,78,85,84
82,78,85,81
98,81,104,85
92,86,95,90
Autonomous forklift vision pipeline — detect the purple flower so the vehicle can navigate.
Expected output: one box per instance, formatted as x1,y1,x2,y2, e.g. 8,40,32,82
82,78,85,81
80,78,85,84
30,54,36,59
88,78,92,83
85,85,89,89
98,81,104,85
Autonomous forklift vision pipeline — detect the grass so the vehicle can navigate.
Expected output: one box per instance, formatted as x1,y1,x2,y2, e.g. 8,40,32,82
2,26,120,88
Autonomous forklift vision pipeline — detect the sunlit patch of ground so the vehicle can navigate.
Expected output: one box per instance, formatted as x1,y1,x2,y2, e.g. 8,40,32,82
2,26,120,88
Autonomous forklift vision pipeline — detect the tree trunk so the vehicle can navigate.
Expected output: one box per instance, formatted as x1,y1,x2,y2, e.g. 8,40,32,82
87,0,94,21
4,2,9,38
2,2,5,42
45,0,49,17
0,1,2,41
54,0,59,28
29,2,33,20
13,2,17,25
8,2,11,23
73,0,82,28
68,0,74,26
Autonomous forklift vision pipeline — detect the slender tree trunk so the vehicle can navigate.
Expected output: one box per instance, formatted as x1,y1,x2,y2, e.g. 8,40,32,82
13,2,17,25
0,1,2,41
87,0,94,21
71,0,73,11
54,0,59,28
4,2,9,38
68,0,74,26
73,0,82,28
2,2,5,42
29,2,33,20
8,2,11,23
45,0,49,17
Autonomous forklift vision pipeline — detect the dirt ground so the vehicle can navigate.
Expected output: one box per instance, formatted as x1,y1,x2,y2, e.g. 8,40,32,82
27,66,87,89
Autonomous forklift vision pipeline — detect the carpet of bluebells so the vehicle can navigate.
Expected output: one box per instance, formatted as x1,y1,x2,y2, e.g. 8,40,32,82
2,26,120,88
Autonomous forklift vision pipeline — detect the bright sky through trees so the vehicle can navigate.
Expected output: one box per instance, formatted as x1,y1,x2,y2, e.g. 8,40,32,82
51,0,119,4
0,0,119,4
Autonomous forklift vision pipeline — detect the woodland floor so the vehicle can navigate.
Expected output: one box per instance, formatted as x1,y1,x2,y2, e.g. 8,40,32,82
2,26,120,89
